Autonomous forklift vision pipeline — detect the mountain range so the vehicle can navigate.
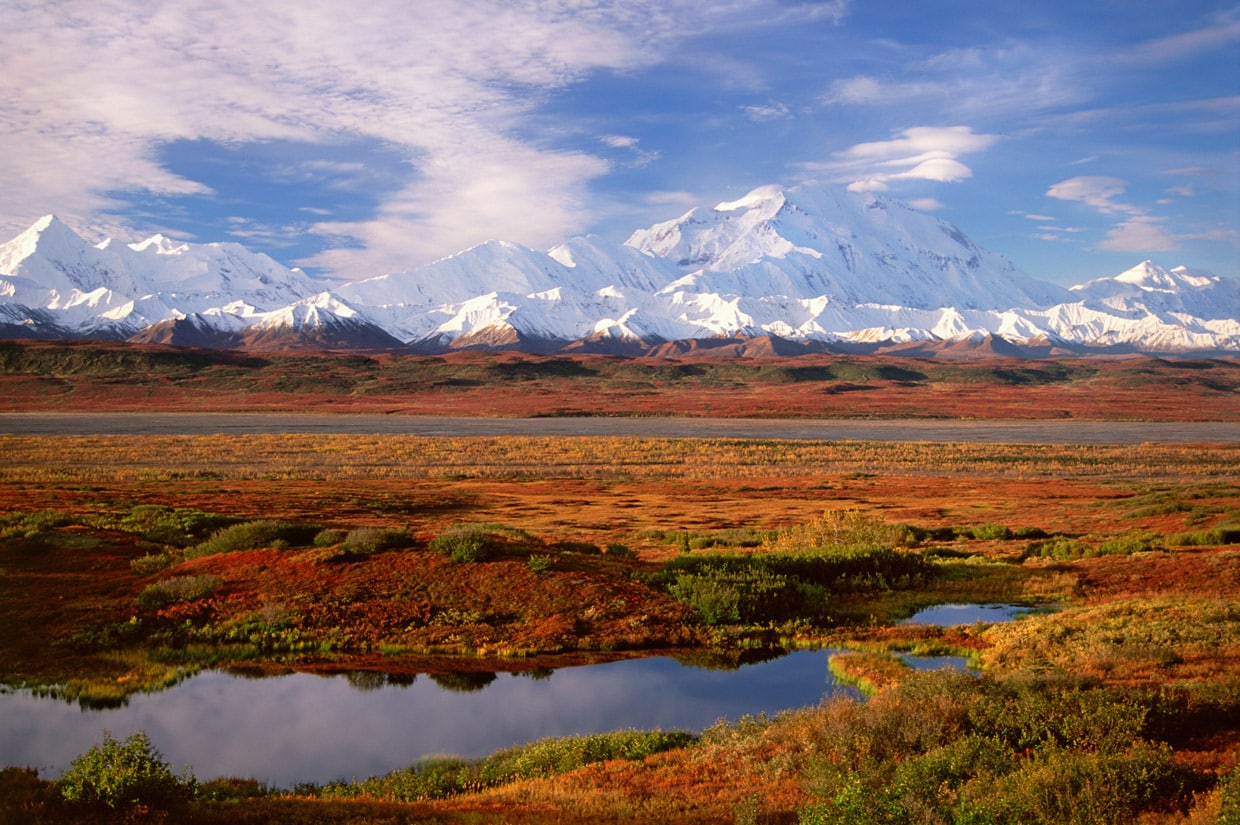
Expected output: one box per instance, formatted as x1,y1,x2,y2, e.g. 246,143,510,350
1,181,1238,356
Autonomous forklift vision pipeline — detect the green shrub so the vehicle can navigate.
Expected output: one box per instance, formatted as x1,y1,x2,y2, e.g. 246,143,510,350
325,729,693,802
1023,537,1093,560
667,565,830,626
1166,526,1240,547
119,505,235,548
312,528,347,547
427,524,516,563
129,552,172,575
764,509,907,555
605,542,637,559
341,527,409,555
58,731,195,811
137,574,223,609
1097,534,1160,555
527,554,554,573
187,520,320,558
971,523,1013,540
799,671,1185,825
430,528,488,562
0,510,77,539
653,547,933,626
1221,767,1240,825
955,742,1178,825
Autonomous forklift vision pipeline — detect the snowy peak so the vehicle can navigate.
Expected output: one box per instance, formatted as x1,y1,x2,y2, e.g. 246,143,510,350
0,184,1237,354
0,216,324,334
127,233,190,255
1071,260,1240,322
628,181,1070,311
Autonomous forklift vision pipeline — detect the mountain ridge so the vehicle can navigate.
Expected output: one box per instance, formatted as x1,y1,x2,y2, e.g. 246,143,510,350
1,183,1237,355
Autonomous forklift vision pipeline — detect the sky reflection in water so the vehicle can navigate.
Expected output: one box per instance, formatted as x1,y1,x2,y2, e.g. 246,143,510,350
1,650,856,788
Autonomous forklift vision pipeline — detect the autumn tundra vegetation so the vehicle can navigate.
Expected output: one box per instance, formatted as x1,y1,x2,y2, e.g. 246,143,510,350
0,341,1238,823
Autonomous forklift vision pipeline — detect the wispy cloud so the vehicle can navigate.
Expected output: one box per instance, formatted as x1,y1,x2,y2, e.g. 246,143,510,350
742,101,793,121
0,0,794,277
1046,176,1136,215
1119,7,1240,64
821,41,1086,123
809,126,998,192
1047,176,1186,253
1099,217,1179,252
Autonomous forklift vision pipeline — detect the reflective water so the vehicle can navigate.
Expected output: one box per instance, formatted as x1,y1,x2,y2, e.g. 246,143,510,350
901,603,1035,626
0,650,856,788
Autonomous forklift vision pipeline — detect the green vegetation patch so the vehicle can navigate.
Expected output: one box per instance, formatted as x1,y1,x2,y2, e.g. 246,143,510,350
186,520,322,559
57,730,197,812
137,574,224,609
321,728,694,802
797,671,1195,825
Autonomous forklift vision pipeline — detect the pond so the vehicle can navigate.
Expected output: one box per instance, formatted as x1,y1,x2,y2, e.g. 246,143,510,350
2,604,1037,787
1,650,861,788
901,603,1035,626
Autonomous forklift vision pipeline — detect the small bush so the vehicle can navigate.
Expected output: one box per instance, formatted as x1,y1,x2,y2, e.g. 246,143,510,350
187,520,320,559
119,505,235,548
313,528,347,547
605,542,637,559
58,730,195,811
1167,526,1240,547
429,525,508,563
971,523,1013,540
527,554,554,573
1098,534,1160,555
137,574,223,609
341,527,409,555
130,552,172,575
764,509,907,555
653,547,933,626
1024,537,1093,560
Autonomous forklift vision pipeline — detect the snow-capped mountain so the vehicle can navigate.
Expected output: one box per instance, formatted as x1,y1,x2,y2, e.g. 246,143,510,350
1,182,1237,354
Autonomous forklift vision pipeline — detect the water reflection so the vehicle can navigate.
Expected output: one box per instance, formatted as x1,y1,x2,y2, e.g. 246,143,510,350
0,650,856,788
901,603,1034,626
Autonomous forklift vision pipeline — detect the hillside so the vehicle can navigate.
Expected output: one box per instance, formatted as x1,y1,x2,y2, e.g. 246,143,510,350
1,340,1237,420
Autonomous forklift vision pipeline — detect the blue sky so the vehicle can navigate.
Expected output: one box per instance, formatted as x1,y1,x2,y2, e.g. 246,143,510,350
0,1,1236,287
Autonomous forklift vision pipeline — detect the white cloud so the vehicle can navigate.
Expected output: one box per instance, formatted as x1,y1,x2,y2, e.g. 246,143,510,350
0,0,782,276
1099,217,1179,252
601,135,640,149
821,42,1087,121
1045,176,1136,214
1046,176,1183,252
599,135,661,169
742,102,792,121
1121,8,1240,64
906,198,944,211
809,126,997,192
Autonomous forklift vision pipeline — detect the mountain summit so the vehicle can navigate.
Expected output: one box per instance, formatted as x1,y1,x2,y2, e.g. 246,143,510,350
1,185,1237,354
